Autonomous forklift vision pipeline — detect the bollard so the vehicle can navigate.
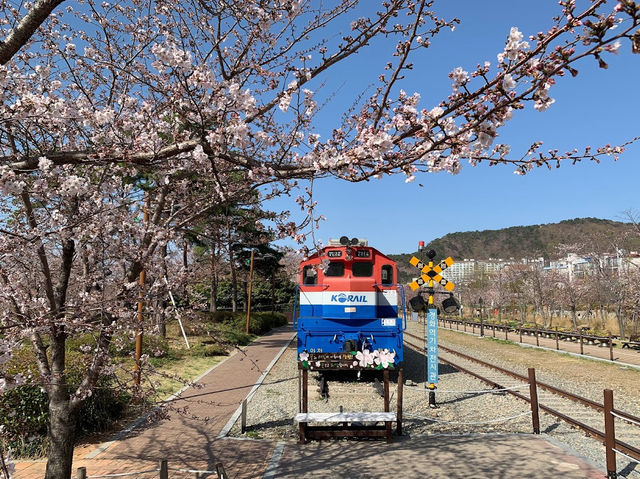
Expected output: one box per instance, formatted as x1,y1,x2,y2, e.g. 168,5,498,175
216,462,228,479
535,325,539,347
604,389,617,478
519,326,522,343
528,368,540,434
492,324,496,338
555,326,560,350
241,398,247,434
76,467,87,479
579,330,584,355
159,459,169,479
505,326,508,341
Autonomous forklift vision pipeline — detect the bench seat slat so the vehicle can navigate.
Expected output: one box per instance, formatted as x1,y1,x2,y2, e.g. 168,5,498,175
295,412,396,423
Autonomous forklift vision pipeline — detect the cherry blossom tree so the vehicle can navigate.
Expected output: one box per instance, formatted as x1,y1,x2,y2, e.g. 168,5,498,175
1,0,640,478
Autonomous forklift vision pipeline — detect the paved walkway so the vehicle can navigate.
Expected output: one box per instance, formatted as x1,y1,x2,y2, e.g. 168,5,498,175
14,325,296,479
276,434,604,478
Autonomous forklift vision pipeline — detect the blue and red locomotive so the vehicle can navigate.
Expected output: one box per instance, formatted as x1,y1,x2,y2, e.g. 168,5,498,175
295,237,406,370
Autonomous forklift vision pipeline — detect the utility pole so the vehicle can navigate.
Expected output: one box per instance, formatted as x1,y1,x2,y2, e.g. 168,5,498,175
134,192,150,387
245,249,255,334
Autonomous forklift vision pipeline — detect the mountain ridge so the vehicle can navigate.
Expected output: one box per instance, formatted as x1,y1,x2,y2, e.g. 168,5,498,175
389,217,640,282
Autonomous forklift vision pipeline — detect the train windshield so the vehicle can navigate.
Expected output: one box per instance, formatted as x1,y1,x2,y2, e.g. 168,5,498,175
325,261,345,277
381,265,394,285
302,265,317,285
352,262,373,277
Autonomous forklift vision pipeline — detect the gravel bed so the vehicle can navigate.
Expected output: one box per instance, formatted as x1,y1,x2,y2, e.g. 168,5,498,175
228,321,640,477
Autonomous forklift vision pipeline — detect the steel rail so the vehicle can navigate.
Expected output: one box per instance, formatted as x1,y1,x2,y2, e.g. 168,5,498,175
404,336,640,462
405,331,607,413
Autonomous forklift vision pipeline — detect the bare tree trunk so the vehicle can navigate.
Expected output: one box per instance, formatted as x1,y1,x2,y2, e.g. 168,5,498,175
226,222,238,312
45,330,77,479
156,243,168,338
45,387,77,479
210,244,217,313
570,304,578,330
616,303,625,340
182,239,189,306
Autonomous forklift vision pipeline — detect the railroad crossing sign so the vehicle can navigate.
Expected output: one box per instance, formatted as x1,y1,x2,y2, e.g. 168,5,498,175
409,256,456,291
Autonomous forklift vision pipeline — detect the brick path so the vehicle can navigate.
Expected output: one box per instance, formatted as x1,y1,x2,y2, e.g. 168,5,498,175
14,325,295,479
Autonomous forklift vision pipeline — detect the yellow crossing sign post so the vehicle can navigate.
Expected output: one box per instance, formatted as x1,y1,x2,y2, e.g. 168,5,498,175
408,248,457,405
409,255,455,292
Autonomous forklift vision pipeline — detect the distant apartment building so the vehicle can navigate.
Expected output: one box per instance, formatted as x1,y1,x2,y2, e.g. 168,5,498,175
545,250,640,281
435,250,639,285
442,256,544,283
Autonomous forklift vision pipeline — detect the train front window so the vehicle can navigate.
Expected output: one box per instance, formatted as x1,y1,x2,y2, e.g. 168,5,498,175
325,261,345,277
302,265,317,285
352,262,373,277
381,265,394,285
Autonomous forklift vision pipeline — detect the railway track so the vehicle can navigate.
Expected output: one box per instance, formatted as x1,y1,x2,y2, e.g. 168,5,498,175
404,331,640,463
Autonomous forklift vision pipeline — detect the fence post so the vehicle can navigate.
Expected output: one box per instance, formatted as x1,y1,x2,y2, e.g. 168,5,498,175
609,333,614,361
397,367,403,436
159,459,169,479
480,315,484,337
505,326,508,341
536,324,540,347
519,326,522,343
604,389,617,478
555,326,559,350
492,323,496,338
76,467,87,479
528,368,540,434
579,330,584,355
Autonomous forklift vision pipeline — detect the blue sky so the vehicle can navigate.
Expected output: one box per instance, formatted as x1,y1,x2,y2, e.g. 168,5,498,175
268,1,640,255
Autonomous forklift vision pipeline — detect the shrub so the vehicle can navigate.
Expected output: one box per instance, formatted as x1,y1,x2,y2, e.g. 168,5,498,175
0,385,48,457
109,332,169,358
1,346,130,457
190,342,227,357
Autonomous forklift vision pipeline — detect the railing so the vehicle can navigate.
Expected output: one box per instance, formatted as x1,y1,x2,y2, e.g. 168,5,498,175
437,318,638,361
76,460,228,479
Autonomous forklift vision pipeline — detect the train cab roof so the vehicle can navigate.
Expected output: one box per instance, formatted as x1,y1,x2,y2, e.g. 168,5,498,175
299,239,397,288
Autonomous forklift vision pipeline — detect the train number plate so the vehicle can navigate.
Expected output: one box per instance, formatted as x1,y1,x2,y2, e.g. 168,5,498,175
382,318,396,326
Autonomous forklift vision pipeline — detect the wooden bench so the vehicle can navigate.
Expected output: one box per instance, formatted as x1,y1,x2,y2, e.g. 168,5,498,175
295,412,397,443
296,367,402,444
621,335,640,349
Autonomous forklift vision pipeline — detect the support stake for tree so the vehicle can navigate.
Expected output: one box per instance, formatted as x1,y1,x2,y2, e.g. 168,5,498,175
76,467,86,479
